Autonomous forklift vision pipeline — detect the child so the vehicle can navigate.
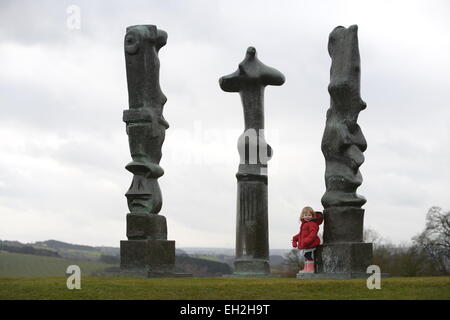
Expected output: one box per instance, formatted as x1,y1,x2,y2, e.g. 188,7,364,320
292,206,323,273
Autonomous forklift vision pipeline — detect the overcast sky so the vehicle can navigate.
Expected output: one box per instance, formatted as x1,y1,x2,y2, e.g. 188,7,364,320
0,0,449,249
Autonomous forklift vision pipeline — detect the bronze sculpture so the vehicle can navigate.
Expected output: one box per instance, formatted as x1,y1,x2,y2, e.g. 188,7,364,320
220,47,285,275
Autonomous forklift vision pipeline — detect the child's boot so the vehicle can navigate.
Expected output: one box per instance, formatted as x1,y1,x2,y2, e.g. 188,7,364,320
306,261,315,273
299,261,315,273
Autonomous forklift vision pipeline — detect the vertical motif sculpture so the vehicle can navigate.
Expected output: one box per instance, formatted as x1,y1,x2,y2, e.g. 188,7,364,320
120,25,175,276
220,47,285,275
313,25,373,278
321,24,367,243
123,24,168,217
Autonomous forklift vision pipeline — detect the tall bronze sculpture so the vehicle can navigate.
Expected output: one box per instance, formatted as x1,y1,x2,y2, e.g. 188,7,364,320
220,47,285,276
300,25,373,278
120,25,175,276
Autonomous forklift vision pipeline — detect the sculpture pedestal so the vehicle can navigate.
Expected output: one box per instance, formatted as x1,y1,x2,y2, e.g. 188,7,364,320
120,239,176,276
120,239,192,278
233,179,271,277
120,213,191,278
297,272,373,279
323,207,365,243
317,242,373,273
233,258,271,276
225,261,278,278
126,213,167,240
297,242,374,279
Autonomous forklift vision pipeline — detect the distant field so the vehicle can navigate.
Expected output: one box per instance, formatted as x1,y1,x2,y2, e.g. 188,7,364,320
31,244,104,260
38,246,102,258
0,276,448,300
0,251,112,277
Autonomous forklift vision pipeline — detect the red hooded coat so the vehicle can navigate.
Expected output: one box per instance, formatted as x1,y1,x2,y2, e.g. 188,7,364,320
292,212,323,249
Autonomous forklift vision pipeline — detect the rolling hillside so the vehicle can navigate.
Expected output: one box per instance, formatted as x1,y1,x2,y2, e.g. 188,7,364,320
0,251,114,277
0,250,233,277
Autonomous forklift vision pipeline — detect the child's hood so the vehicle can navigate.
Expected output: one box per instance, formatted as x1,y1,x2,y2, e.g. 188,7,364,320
301,211,324,225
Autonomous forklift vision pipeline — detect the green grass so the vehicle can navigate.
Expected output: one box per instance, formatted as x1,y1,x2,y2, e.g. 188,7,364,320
0,276,448,300
0,251,112,277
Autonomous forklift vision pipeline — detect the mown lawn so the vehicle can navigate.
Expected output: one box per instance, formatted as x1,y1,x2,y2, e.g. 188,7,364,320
0,276,448,300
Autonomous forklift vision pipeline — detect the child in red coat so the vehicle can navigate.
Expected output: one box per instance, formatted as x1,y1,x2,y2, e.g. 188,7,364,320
292,206,323,273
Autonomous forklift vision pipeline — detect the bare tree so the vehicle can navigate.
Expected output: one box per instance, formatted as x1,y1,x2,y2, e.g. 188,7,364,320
282,249,303,276
412,206,450,274
363,228,384,247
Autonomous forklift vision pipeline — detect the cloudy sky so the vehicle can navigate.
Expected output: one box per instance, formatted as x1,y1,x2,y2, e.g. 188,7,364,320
0,0,449,249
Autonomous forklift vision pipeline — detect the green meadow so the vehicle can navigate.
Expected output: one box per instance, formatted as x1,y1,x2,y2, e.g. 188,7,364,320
1,250,448,300
0,276,448,300
0,251,111,277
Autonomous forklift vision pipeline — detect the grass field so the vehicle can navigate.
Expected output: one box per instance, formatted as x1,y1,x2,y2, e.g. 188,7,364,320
0,276,448,300
0,251,112,277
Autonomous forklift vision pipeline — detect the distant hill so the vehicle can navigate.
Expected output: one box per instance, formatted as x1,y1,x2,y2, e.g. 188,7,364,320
0,251,113,277
35,240,120,256
180,247,290,257
175,255,232,276
0,240,235,277
0,250,233,278
36,240,98,252
0,240,60,258
0,239,288,277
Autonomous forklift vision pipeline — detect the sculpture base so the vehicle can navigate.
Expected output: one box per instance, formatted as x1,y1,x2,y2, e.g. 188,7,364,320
120,270,192,278
120,239,181,277
323,207,365,243
232,258,271,276
315,242,373,274
126,213,167,240
296,272,390,279
224,273,280,278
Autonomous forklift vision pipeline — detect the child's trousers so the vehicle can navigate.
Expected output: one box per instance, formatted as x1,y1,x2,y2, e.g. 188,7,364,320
301,248,316,261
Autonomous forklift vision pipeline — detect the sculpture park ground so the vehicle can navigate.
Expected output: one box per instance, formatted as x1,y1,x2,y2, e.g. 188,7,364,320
0,276,449,300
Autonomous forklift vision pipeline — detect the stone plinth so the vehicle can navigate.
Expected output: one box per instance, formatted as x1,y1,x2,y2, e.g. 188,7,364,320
323,207,365,243
120,239,175,276
296,272,389,279
126,213,167,240
316,242,373,273
234,180,270,276
297,242,380,279
234,258,270,275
